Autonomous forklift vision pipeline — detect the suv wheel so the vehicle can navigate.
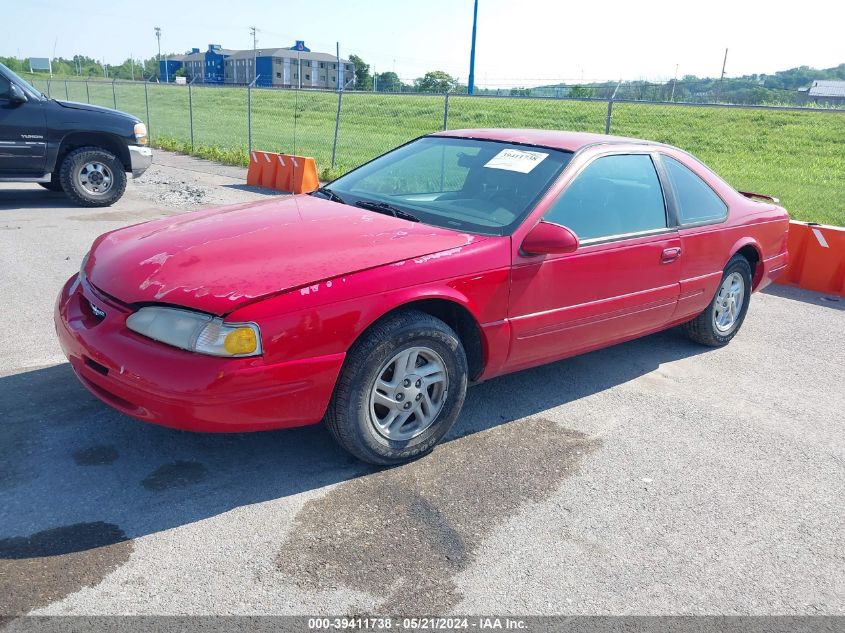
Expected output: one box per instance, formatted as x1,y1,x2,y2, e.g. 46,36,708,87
59,146,127,207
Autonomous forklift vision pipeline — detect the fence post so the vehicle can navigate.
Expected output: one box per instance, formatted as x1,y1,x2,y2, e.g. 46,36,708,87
331,91,343,168
85,80,90,103
604,98,614,134
144,80,151,141
64,80,69,100
112,79,117,109
46,80,51,98
188,79,194,151
247,82,252,152
443,92,450,131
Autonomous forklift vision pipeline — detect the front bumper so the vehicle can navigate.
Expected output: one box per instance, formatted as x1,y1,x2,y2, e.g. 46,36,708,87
54,274,344,432
128,144,152,177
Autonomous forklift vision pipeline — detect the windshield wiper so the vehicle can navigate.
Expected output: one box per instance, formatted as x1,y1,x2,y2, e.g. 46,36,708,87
313,186,346,204
355,199,420,222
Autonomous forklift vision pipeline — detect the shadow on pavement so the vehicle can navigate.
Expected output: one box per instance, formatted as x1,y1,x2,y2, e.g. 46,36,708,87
0,188,74,210
0,328,708,557
762,283,844,311
221,184,287,196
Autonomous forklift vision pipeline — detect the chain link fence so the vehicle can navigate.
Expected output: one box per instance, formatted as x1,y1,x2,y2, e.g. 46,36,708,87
27,78,845,224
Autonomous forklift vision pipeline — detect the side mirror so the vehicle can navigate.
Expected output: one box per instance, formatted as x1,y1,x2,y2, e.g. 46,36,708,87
9,84,28,105
521,221,579,256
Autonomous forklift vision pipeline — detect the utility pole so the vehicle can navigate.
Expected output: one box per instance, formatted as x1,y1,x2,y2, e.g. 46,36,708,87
467,0,478,95
250,26,257,85
130,53,135,81
717,48,728,102
670,63,678,101
155,27,168,82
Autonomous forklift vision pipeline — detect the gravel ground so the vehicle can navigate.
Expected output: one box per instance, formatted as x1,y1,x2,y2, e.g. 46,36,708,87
0,151,842,617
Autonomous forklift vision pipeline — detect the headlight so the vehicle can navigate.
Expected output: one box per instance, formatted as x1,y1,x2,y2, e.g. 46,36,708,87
134,122,148,146
126,306,262,357
79,251,90,282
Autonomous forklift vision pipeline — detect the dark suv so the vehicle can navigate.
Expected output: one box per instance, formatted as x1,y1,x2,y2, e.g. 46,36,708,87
0,63,151,207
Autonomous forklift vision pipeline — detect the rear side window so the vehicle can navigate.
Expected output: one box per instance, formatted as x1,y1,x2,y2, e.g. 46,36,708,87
662,155,727,224
544,154,667,240
0,74,10,100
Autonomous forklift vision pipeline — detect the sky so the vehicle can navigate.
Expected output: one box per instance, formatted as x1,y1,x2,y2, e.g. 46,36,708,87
3,0,844,87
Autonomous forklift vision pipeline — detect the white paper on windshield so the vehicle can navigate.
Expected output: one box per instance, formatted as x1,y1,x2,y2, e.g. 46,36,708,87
484,149,549,174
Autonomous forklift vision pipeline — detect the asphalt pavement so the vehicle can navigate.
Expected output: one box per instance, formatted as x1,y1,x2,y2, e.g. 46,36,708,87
0,152,842,616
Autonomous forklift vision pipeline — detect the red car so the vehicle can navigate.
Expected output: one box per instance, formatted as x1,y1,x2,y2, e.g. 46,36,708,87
56,130,789,464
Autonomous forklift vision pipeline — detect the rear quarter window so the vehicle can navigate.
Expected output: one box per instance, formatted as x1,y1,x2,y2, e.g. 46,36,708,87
662,155,727,225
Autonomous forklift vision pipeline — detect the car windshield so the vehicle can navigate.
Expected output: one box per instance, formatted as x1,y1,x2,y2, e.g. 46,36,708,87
325,136,573,235
0,63,46,100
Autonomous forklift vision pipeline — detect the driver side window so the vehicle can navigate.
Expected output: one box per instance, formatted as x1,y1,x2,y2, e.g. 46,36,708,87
544,154,667,241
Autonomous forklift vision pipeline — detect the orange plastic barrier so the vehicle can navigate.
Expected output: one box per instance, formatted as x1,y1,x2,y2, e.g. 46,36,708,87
778,221,845,296
246,150,319,194
287,155,320,194
246,151,272,187
273,154,292,192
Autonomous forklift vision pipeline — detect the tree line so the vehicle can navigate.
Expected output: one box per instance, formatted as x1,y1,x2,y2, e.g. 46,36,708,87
348,55,845,105
1,54,165,81
4,50,843,105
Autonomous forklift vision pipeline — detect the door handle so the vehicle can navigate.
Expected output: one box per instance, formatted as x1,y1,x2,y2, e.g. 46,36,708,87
661,247,682,263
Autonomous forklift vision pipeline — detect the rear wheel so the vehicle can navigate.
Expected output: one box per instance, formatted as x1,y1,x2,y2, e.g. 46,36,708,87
59,146,127,207
325,310,468,465
683,255,753,347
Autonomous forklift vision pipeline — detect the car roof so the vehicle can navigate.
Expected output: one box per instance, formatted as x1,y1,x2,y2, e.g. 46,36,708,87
430,128,668,153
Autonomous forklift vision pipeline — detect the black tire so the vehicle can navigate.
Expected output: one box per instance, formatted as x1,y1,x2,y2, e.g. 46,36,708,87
59,146,127,207
683,254,753,347
325,310,468,465
38,174,63,192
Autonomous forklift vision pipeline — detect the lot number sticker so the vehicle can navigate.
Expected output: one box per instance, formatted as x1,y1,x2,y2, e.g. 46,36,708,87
484,149,549,173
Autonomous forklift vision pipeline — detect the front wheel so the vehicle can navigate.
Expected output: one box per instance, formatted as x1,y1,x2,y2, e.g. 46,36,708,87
59,146,127,207
683,254,753,347
325,310,468,465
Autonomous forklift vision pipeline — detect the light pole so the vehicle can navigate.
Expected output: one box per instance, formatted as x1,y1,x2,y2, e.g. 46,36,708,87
467,0,478,95
155,27,168,82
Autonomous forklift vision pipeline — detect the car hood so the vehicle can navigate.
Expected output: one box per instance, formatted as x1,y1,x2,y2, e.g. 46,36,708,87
87,195,487,315
54,99,139,122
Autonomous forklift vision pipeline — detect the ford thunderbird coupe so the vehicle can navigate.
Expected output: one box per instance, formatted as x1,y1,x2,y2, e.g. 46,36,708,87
55,129,790,464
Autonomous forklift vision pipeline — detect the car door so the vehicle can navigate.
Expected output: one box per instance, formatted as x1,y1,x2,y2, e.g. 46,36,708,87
656,153,732,320
506,152,681,371
0,73,47,174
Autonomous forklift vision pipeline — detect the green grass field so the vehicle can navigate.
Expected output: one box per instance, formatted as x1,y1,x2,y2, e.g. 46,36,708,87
31,79,845,225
